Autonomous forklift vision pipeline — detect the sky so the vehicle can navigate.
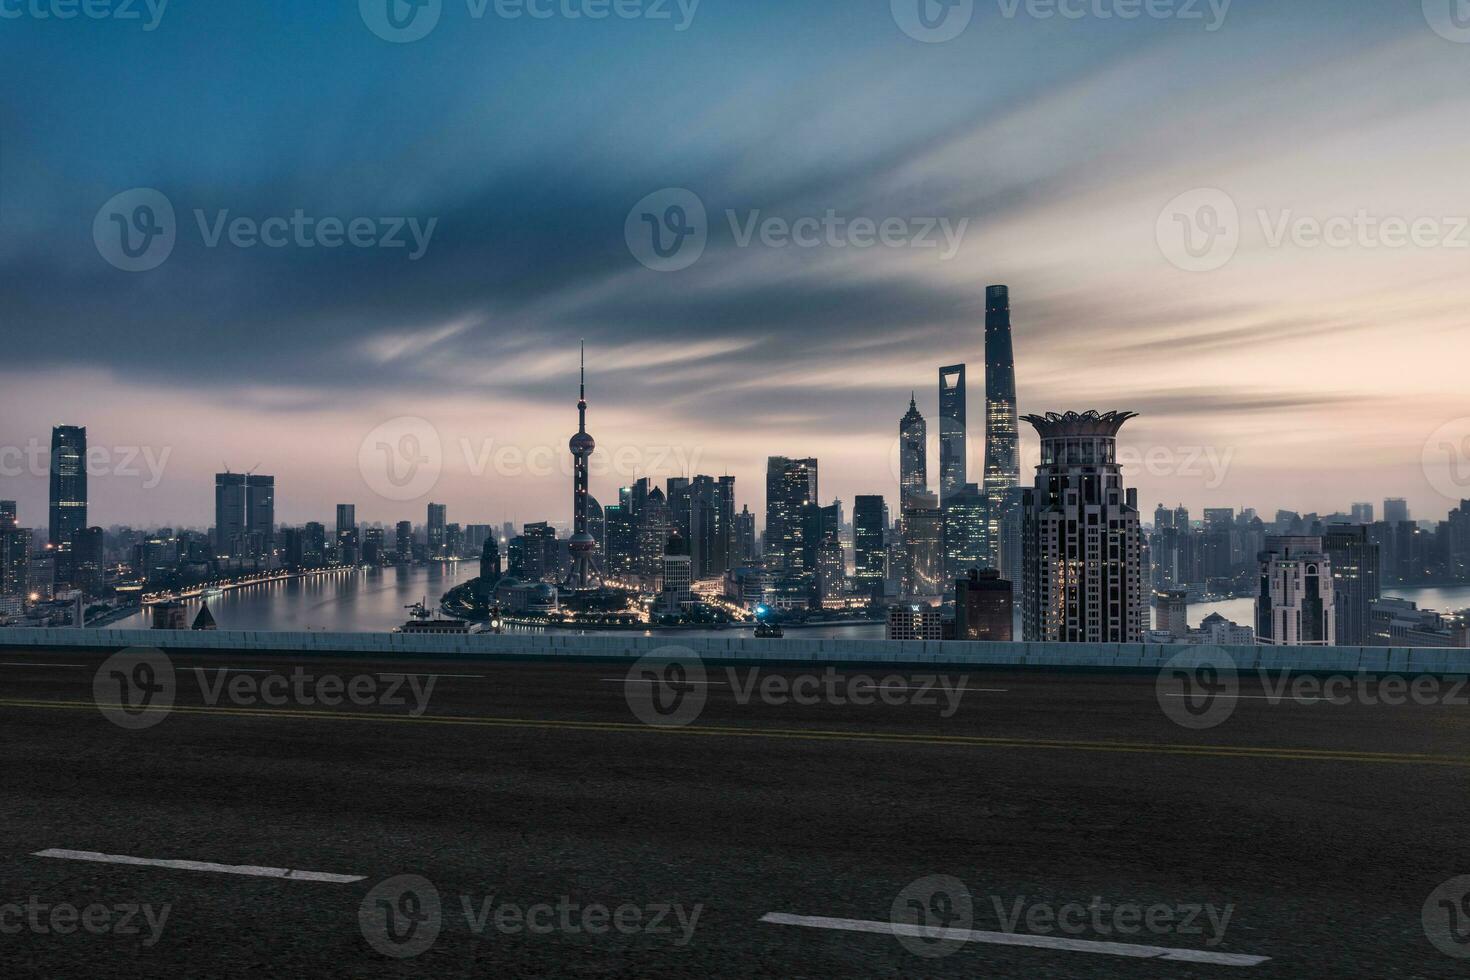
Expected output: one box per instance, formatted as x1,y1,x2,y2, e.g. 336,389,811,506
3,1,1470,531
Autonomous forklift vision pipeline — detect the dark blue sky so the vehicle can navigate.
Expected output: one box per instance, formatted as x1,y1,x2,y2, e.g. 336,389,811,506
2,1,1467,527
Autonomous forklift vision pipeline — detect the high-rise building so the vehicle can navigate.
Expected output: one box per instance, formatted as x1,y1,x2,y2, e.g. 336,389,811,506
938,364,967,505
853,495,887,582
635,485,670,586
901,490,943,599
898,396,927,506
1351,502,1375,524
659,531,693,613
815,534,845,607
942,483,988,581
49,425,87,584
361,527,385,565
1383,498,1410,524
0,503,29,600
480,535,501,582
734,505,757,565
302,522,326,567
602,504,637,581
214,472,273,558
1154,589,1190,639
1323,524,1379,646
1020,411,1146,643
427,503,447,558
983,285,1020,567
336,504,358,565
521,522,558,582
395,520,414,562
688,475,735,579
764,457,818,572
1256,535,1335,646
955,568,1014,641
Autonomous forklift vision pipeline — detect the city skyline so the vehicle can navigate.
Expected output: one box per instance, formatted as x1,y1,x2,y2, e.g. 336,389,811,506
4,4,1470,528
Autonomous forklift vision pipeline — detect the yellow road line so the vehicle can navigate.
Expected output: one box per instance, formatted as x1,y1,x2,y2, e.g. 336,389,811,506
1,697,1466,766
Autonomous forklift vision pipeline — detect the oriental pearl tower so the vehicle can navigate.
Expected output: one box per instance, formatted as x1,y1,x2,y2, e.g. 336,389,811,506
565,343,601,590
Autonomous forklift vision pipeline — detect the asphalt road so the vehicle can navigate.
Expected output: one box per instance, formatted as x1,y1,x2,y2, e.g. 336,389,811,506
0,645,1467,978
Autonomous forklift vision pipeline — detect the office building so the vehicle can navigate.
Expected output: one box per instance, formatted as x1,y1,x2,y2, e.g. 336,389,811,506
1256,535,1336,646
1154,589,1190,639
899,396,927,505
1383,498,1410,525
1020,411,1147,643
1370,598,1469,647
983,285,1020,568
765,457,818,572
938,364,966,504
853,495,887,582
941,483,988,581
49,425,87,584
901,490,943,599
1324,524,1380,646
336,504,358,565
886,604,943,641
395,520,414,562
214,472,274,558
427,503,447,558
1351,503,1375,524
955,568,1013,641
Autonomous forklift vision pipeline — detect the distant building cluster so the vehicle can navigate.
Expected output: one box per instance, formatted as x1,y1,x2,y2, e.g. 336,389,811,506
6,281,1470,646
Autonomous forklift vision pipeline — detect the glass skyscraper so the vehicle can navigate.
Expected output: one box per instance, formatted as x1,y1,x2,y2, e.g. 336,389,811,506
49,425,87,584
983,286,1019,568
938,364,966,505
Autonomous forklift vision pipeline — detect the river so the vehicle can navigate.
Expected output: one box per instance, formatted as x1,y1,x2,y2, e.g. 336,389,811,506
115,566,1470,640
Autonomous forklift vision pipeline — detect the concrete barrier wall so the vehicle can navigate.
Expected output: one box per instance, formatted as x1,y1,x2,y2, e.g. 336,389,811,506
1,627,1467,675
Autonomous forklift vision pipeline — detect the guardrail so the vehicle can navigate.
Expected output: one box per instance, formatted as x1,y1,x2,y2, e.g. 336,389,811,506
1,627,1468,674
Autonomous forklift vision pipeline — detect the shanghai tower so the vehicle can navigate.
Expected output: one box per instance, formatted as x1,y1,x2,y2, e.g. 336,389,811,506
983,285,1019,561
